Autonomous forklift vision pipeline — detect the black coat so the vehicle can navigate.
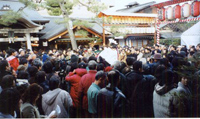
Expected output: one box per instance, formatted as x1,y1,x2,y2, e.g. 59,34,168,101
97,84,128,118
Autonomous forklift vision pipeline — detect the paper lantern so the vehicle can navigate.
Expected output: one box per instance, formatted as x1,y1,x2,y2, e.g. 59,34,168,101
165,6,173,20
158,8,165,21
181,3,191,18
191,1,200,17
173,5,181,19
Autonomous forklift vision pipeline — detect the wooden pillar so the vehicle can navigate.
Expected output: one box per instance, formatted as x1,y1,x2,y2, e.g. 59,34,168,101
25,33,32,51
103,15,106,46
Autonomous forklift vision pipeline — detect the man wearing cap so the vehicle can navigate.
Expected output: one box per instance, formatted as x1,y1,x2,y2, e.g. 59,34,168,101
77,60,97,118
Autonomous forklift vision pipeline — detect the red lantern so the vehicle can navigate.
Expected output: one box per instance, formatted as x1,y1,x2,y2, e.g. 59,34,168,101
158,8,165,21
191,1,200,17
173,5,181,19
181,3,191,18
165,6,173,20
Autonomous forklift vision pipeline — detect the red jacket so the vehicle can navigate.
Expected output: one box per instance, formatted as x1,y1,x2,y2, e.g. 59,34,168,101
6,56,19,71
77,70,97,110
65,68,87,107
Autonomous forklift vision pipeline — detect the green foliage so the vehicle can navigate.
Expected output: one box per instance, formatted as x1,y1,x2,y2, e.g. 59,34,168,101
86,0,107,15
73,20,93,28
159,38,180,46
0,11,21,26
45,0,62,16
75,30,88,37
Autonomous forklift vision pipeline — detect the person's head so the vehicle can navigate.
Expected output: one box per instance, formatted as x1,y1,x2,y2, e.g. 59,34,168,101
170,45,176,51
71,54,79,63
88,56,97,62
1,75,15,89
97,63,105,71
35,71,46,84
19,49,25,56
42,61,53,74
27,66,38,77
143,64,151,74
181,77,188,86
160,58,170,68
49,75,60,90
107,70,120,87
0,88,20,115
88,60,97,70
154,53,162,62
159,69,174,86
0,60,9,72
95,71,107,88
122,67,131,75
133,61,143,72
154,64,166,80
22,83,43,105
155,44,159,49
6,48,16,56
112,61,121,71
70,62,78,72
78,62,87,69
19,58,28,66
32,58,43,70
17,71,29,79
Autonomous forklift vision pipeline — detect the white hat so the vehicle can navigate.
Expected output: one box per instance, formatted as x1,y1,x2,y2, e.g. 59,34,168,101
19,48,23,53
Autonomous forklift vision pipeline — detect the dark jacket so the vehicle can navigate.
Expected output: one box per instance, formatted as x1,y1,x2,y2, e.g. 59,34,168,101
97,84,127,118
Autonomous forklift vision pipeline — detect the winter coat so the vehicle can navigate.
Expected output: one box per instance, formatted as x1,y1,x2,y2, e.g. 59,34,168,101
42,88,73,118
97,84,128,118
77,70,97,110
6,56,19,71
153,83,180,117
176,82,192,117
65,68,87,107
20,102,40,118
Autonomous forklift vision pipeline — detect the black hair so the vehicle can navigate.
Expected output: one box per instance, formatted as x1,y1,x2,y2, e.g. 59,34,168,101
70,62,78,72
133,61,142,71
107,70,120,86
1,75,15,89
97,63,105,71
19,58,28,65
126,57,136,66
78,62,87,69
0,88,20,114
35,71,46,84
22,83,43,105
88,61,97,70
159,70,174,86
27,66,38,77
42,61,53,74
88,56,97,62
17,71,29,79
6,48,16,56
32,58,42,69
49,75,60,90
0,60,8,72
95,71,106,81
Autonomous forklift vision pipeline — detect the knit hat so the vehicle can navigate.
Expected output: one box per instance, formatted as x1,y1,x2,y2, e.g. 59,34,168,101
154,53,162,60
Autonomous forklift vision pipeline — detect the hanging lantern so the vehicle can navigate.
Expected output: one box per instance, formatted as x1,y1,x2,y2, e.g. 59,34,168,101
173,5,181,19
158,8,165,21
165,6,173,20
181,3,191,18
191,1,200,17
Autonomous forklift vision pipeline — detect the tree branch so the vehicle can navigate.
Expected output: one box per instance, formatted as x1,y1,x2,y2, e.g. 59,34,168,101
78,0,90,9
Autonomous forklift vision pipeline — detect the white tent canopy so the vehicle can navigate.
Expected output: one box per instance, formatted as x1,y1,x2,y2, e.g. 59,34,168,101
181,21,200,48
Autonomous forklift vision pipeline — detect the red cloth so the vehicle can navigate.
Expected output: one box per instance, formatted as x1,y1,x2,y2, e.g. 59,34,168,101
6,56,19,71
77,70,97,110
105,66,113,72
65,68,87,108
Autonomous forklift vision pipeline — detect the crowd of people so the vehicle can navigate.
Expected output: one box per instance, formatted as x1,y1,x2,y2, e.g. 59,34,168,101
0,42,200,118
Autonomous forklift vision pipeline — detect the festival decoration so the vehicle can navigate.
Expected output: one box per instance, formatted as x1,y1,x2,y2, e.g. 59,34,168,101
173,5,181,19
191,1,200,17
158,8,165,21
165,6,173,20
181,3,191,18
